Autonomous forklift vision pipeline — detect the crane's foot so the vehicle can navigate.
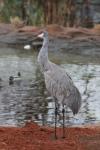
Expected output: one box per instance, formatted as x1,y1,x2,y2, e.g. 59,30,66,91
62,135,65,139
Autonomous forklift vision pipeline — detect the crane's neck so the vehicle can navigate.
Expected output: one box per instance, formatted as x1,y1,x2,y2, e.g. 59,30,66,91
43,37,49,48
38,37,49,72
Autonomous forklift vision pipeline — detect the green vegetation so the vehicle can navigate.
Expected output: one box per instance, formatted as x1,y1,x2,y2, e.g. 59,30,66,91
0,0,22,22
0,0,43,25
0,0,99,27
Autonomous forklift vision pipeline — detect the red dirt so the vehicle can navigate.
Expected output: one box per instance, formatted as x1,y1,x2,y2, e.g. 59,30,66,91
0,23,100,45
18,24,100,37
0,122,100,150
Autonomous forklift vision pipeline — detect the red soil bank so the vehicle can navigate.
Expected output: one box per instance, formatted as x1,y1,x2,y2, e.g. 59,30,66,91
0,122,100,150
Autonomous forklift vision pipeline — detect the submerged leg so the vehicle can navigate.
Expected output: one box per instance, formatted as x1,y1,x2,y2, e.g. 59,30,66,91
62,104,65,138
54,98,58,139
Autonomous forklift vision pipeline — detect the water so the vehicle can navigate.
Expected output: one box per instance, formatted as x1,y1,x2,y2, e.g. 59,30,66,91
0,47,100,127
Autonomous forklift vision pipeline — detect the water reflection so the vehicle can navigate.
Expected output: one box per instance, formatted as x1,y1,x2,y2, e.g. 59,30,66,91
0,47,100,126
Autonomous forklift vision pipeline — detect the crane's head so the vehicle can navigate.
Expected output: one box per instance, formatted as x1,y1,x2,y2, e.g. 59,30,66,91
37,31,48,39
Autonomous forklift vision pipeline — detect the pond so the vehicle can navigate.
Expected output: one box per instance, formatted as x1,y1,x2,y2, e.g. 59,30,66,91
0,46,100,127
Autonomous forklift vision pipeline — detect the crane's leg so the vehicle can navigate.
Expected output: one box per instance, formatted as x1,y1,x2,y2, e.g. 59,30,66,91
62,104,65,138
54,98,58,139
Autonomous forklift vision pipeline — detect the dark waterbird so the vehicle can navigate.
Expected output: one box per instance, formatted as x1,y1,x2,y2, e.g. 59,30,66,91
9,72,21,85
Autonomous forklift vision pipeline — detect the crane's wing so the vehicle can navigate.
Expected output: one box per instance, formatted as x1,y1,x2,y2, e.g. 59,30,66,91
44,62,81,114
44,62,74,100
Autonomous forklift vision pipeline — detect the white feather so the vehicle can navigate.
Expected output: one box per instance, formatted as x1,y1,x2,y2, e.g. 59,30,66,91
24,45,31,50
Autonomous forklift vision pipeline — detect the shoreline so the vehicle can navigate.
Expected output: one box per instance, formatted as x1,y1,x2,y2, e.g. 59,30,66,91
0,23,100,57
0,121,100,150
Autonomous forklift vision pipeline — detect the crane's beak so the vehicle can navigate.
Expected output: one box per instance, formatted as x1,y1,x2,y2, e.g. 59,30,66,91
37,33,44,38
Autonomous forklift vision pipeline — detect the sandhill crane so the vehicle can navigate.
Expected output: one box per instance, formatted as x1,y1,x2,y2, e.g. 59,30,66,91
37,31,81,139
38,31,81,138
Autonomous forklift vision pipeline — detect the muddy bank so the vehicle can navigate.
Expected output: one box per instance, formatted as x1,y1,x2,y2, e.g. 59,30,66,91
0,121,100,150
0,23,100,56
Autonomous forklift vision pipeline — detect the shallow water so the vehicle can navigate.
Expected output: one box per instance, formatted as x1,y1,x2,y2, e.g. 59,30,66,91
0,47,100,127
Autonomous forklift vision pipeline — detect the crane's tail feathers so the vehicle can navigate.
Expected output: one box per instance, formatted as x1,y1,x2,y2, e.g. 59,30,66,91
69,87,81,115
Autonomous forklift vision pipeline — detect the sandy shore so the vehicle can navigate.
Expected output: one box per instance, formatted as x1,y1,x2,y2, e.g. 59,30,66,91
0,122,100,150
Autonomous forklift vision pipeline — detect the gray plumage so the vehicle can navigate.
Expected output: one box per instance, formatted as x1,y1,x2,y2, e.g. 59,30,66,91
37,31,81,115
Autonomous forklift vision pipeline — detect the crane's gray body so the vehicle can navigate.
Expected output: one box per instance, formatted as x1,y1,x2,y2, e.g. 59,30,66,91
37,32,81,115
